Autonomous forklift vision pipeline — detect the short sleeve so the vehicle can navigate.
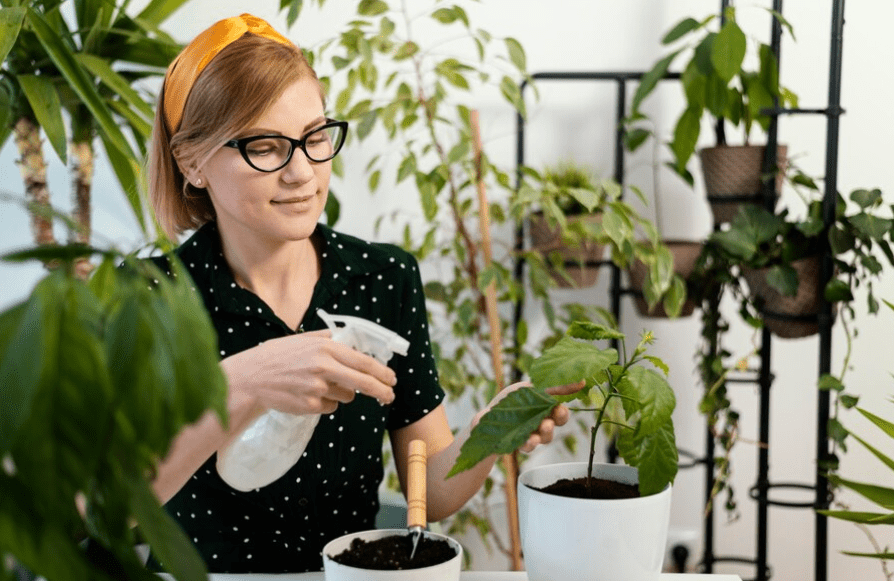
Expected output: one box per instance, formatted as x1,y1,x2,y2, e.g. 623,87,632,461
386,253,444,430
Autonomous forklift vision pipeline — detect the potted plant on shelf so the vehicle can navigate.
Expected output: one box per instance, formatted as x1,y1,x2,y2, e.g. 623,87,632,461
625,6,798,225
526,162,609,288
708,179,893,339
450,321,678,581
513,170,688,317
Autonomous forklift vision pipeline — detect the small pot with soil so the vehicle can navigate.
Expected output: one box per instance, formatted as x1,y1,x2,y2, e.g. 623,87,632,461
518,462,672,581
323,529,462,581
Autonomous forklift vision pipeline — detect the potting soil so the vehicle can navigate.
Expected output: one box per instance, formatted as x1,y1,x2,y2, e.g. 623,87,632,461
329,534,457,570
533,476,640,499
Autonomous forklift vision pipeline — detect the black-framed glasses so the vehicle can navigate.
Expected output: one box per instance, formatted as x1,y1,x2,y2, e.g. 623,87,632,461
223,119,348,172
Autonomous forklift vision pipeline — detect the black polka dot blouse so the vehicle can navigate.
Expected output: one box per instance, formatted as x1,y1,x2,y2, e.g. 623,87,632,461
147,221,444,573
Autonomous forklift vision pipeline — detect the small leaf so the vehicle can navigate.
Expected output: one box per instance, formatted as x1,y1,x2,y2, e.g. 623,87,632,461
766,264,798,297
661,17,701,44
817,374,844,392
566,321,624,342
504,37,526,71
358,0,388,16
850,188,882,209
824,278,852,302
631,49,682,113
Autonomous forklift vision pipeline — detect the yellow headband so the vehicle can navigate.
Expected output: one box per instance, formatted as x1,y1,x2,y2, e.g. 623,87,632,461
163,13,293,132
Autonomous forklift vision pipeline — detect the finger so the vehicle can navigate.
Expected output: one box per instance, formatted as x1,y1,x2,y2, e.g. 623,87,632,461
520,434,541,454
537,418,556,445
550,404,570,427
545,379,586,396
318,348,396,404
327,341,398,387
301,329,332,339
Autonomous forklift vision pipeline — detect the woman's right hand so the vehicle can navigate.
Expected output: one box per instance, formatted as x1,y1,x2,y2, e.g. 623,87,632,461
220,329,397,418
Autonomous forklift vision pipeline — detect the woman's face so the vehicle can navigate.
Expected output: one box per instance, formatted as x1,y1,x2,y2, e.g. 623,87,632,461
194,77,331,249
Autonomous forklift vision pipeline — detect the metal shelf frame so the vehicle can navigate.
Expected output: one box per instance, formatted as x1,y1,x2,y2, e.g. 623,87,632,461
510,2,846,580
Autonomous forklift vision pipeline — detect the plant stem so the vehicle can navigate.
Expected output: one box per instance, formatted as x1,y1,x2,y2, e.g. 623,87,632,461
14,117,56,248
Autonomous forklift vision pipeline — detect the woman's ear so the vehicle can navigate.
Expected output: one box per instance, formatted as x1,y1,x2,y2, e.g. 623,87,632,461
178,160,206,189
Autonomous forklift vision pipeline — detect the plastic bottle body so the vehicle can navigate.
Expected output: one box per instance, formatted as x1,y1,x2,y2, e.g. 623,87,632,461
216,310,409,491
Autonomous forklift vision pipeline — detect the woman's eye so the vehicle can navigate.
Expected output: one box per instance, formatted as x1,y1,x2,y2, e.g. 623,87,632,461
247,140,280,156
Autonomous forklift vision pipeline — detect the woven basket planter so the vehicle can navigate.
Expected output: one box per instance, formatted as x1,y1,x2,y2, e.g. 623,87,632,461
529,212,606,288
699,145,787,224
741,255,827,339
627,240,703,318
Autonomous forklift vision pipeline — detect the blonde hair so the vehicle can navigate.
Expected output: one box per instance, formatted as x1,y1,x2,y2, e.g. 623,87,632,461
150,33,320,239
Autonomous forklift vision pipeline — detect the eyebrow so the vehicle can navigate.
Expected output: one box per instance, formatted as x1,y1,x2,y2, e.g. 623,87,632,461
239,115,328,138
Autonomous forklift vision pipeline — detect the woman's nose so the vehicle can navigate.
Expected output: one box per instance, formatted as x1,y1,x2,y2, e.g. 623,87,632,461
281,147,316,184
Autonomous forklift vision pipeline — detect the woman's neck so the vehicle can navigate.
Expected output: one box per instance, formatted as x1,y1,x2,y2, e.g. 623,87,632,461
218,228,322,330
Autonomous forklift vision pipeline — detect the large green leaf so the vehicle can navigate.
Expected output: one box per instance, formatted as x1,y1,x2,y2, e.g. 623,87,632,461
0,7,25,64
711,20,746,83
848,431,894,473
529,336,618,393
617,366,675,435
631,48,682,114
616,418,677,496
828,475,894,509
17,74,67,163
135,0,192,27
858,407,894,439
75,53,155,119
819,509,894,525
0,301,32,452
126,475,209,581
27,8,136,161
669,105,701,172
448,387,556,477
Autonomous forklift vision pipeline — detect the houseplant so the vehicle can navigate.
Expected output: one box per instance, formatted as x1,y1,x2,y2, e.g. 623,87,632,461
625,6,797,224
708,182,893,339
816,300,894,580
1,0,189,254
526,162,609,288
513,170,688,317
0,240,227,581
450,321,678,581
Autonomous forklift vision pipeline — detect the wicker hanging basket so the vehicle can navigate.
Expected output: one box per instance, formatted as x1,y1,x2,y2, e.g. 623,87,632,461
741,255,829,339
529,212,606,288
699,145,788,225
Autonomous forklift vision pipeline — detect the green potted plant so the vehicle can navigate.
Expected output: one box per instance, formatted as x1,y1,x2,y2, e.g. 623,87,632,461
0,241,227,581
626,6,798,224
449,321,678,581
526,162,609,288
513,170,688,317
708,180,892,339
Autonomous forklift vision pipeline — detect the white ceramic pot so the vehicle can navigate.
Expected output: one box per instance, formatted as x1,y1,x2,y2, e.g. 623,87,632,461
518,462,672,581
322,529,462,581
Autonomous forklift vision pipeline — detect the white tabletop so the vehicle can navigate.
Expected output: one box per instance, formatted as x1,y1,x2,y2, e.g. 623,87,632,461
201,573,742,580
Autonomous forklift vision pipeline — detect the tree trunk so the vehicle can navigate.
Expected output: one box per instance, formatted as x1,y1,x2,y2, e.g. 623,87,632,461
14,117,55,247
70,139,94,279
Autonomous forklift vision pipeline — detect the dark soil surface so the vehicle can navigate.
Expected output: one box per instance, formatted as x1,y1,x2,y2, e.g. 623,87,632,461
532,476,640,500
329,534,457,570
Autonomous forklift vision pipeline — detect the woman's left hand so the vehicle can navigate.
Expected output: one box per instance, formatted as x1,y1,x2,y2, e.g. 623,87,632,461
475,380,586,454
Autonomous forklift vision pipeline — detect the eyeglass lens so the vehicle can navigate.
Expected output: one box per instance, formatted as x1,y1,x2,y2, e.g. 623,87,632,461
245,125,344,171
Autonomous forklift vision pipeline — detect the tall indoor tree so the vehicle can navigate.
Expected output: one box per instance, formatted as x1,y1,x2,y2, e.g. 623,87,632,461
0,0,189,274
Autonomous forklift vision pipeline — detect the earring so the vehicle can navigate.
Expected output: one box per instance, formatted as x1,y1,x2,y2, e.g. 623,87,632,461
195,178,203,187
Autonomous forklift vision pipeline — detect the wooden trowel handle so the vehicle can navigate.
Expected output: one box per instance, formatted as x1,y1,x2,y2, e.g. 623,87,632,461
407,439,427,530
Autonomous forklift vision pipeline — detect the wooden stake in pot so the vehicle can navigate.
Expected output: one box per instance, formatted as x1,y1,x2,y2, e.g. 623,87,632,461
407,439,427,560
469,110,523,571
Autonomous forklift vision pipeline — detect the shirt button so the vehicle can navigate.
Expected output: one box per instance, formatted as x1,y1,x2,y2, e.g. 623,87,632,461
298,498,309,507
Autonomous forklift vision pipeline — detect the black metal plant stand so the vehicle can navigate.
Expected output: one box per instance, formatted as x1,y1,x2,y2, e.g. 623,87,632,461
510,2,846,580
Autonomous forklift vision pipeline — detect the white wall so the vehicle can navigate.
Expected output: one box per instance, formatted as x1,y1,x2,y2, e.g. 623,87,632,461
1,2,892,580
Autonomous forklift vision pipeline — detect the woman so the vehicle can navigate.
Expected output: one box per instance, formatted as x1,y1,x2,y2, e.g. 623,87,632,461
149,13,579,573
